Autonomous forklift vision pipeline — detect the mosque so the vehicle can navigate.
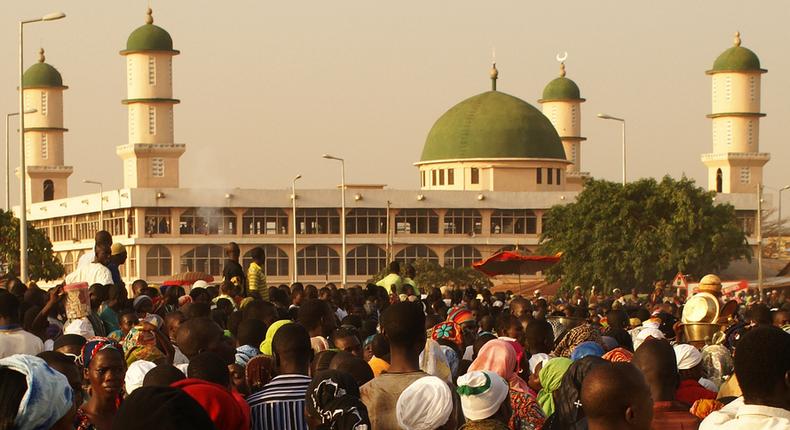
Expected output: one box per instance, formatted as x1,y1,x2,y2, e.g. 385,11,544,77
16,9,767,286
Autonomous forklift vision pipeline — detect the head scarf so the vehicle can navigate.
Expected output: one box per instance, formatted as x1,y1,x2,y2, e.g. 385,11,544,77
546,356,606,430
305,370,370,430
602,347,633,363
553,324,603,358
447,307,474,326
419,339,452,384
431,321,463,348
570,341,605,361
113,386,215,430
601,336,618,351
501,339,525,374
469,339,529,393
536,357,573,416
235,344,260,367
634,327,665,351
674,344,702,370
0,354,74,430
245,354,274,395
528,353,550,375
125,360,156,394
133,295,152,311
260,319,292,356
172,378,251,430
122,326,165,366
81,336,123,369
456,370,510,421
397,376,453,430
700,344,734,388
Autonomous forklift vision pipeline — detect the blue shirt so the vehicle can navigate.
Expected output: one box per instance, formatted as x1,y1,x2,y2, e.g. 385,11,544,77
248,374,311,430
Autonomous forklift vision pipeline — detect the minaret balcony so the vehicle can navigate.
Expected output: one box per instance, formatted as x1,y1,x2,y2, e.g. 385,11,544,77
700,152,770,163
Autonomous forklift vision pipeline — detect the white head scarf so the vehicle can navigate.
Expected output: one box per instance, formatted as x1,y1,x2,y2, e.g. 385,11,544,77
0,354,74,430
419,339,452,383
673,344,702,370
456,370,509,421
125,360,156,394
634,327,665,351
396,376,453,430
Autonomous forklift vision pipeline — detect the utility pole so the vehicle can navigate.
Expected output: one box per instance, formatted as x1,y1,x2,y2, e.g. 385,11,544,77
757,183,764,301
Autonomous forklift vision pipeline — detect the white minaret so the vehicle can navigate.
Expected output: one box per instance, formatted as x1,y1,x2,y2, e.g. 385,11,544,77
22,48,73,203
117,8,184,188
702,32,769,193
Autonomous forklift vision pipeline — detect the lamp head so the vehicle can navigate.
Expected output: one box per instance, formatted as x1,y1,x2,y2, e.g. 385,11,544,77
42,12,66,21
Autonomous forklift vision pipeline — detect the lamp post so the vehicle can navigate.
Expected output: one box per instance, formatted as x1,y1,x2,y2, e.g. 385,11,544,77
779,185,790,258
18,11,66,282
83,180,103,230
597,113,626,185
291,174,302,284
322,154,346,287
757,183,764,301
5,108,36,210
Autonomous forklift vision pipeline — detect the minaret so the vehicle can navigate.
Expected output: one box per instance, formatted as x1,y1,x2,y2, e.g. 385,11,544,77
21,48,73,203
538,58,587,189
118,7,184,188
703,32,769,193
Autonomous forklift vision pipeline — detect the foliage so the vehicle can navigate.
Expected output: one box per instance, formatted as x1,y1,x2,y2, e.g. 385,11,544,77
369,258,492,290
0,210,64,281
538,177,751,293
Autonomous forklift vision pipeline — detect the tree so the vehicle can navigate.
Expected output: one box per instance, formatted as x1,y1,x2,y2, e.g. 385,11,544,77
539,177,751,293
0,210,64,281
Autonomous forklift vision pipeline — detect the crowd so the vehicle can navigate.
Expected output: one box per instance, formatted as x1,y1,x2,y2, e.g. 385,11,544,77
1,230,789,430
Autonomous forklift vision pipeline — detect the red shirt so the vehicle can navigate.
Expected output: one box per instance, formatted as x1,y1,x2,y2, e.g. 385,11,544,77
675,379,717,406
652,401,701,430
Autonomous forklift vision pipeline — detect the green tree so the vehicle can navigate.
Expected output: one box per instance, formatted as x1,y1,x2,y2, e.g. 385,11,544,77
539,177,751,293
0,210,64,281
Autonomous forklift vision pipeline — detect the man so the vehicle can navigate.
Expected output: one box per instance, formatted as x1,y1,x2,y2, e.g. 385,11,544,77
402,264,418,294
0,291,44,357
332,327,363,358
131,279,148,298
376,261,402,295
673,344,716,406
701,326,790,429
107,243,127,288
222,242,246,295
632,339,700,429
360,301,432,429
247,323,313,430
176,317,236,365
99,283,128,333
65,242,114,286
247,246,268,300
582,362,654,430
298,299,337,354
76,230,112,270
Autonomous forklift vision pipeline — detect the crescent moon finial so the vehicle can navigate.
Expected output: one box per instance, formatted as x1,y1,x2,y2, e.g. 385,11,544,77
556,52,568,63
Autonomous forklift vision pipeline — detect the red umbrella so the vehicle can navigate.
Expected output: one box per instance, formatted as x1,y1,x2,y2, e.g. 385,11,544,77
472,251,560,277
162,271,214,287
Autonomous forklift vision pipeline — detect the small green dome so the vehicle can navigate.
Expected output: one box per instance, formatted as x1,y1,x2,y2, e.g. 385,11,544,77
22,61,63,88
125,24,175,52
711,46,761,72
541,76,581,101
420,91,566,162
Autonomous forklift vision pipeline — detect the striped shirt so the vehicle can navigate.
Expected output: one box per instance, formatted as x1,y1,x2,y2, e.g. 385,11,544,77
248,374,311,430
247,261,268,300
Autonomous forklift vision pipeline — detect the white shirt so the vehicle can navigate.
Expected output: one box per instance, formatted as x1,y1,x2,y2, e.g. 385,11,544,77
77,251,95,270
0,328,44,358
65,262,113,285
701,397,790,430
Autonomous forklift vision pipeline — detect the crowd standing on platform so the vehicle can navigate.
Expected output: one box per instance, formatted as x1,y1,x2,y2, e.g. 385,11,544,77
1,232,790,430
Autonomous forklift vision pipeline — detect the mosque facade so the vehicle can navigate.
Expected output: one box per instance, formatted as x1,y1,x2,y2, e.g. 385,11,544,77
16,9,766,286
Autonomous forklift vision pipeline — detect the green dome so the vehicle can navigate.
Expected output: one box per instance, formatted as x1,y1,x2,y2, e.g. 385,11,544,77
541,76,581,101
22,62,63,88
711,46,761,72
124,24,175,52
420,91,566,162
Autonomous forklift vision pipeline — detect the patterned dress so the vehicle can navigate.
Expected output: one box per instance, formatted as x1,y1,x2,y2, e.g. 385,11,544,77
509,390,546,430
75,409,96,430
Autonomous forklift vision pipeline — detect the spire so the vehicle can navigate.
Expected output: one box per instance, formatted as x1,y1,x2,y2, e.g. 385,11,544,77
734,31,741,47
559,62,566,77
490,48,498,91
145,7,154,25
38,48,45,63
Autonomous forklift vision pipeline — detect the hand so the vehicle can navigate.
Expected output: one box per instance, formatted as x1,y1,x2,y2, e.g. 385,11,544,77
48,285,64,305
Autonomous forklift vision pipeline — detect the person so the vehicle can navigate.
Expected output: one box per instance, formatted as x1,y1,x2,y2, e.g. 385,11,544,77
469,339,545,430
77,337,127,430
38,350,85,409
673,344,716,406
248,323,313,430
553,321,603,358
0,291,44,358
360,302,430,429
99,284,127,333
223,242,246,295
632,339,700,430
700,326,790,429
173,377,251,430
332,327,363,358
188,351,230,387
305,369,371,430
396,375,454,430
76,230,112,269
247,246,268,300
535,357,573,417
142,363,185,388
542,356,606,430
376,261,402,295
124,360,156,395
329,351,375,388
176,317,236,365
0,354,75,430
402,264,418,294
112,386,215,430
299,299,337,354
368,333,390,377
66,242,114,286
130,279,148,298
457,370,512,429
107,243,127,289
236,318,266,367
581,362,654,430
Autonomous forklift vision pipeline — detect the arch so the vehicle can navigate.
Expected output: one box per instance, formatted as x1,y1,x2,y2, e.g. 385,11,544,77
242,245,289,277
297,245,340,276
62,252,74,274
395,245,439,265
181,245,224,276
716,169,723,193
346,244,386,276
43,180,54,201
146,245,172,277
444,245,482,269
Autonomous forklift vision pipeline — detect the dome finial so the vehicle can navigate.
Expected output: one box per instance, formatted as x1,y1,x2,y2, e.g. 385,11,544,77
146,7,154,24
556,52,568,77
38,48,45,63
734,31,741,47
490,48,498,91
559,62,566,77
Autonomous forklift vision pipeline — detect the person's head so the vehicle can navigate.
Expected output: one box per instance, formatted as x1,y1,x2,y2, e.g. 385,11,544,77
734,326,790,409
311,350,338,376
164,311,185,341
673,343,704,381
107,283,128,306
81,338,126,402
305,370,370,430
369,333,389,360
176,317,235,365
94,242,112,265
250,246,265,264
0,290,21,325
133,295,154,316
397,375,454,430
497,314,523,341
607,309,629,330
329,351,374,387
405,264,416,279
53,333,87,358
237,319,267,350
510,297,531,318
131,279,148,298
457,370,511,423
187,352,230,388
298,299,336,337
582,362,654,430
332,327,363,358
773,310,790,328
388,261,400,275
747,303,773,326
380,302,426,363
272,322,313,374
525,319,554,354
112,386,214,430
142,364,185,388
189,287,210,305
89,283,109,310
226,242,240,260
119,311,139,336
38,350,84,409
110,243,127,266
631,339,679,401
95,230,112,247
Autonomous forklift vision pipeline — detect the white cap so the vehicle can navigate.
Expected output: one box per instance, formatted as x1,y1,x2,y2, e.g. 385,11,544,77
124,360,156,394
674,344,702,370
191,280,208,290
456,370,509,421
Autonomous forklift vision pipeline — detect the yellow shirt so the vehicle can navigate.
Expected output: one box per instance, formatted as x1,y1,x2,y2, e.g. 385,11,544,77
368,356,390,377
376,273,402,294
247,261,268,300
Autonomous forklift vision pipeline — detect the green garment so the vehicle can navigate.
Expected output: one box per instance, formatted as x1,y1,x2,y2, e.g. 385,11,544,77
403,277,418,294
376,273,402,294
260,320,292,356
536,357,573,417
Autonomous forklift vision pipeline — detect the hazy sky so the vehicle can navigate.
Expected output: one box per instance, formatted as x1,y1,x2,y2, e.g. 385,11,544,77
2,1,788,206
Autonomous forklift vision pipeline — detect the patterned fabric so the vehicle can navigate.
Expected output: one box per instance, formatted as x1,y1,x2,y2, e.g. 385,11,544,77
247,261,268,300
121,326,165,365
248,374,312,430
0,354,74,430
305,370,370,430
602,347,633,362
509,390,546,430
431,321,463,348
690,398,724,420
76,408,96,430
246,355,275,395
553,324,603,358
447,307,475,325
236,344,261,367
81,337,122,369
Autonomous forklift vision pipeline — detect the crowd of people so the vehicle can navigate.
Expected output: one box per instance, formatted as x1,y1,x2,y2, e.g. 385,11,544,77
1,231,789,430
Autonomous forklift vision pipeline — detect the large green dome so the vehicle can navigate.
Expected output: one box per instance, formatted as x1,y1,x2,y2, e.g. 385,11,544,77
541,76,581,101
124,24,175,52
420,91,566,162
708,34,763,73
22,62,63,88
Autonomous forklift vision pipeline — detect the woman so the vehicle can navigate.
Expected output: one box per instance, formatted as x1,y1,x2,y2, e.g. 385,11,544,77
77,337,126,430
0,354,75,430
534,357,573,417
468,339,545,430
541,356,606,430
305,369,370,430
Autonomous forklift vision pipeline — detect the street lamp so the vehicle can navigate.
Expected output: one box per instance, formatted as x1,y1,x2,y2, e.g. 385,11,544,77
83,179,103,229
5,108,36,210
18,11,67,282
291,174,302,284
322,154,346,287
597,113,626,185
779,185,790,257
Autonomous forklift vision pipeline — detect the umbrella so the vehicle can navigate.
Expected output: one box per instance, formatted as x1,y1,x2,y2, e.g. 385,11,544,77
162,271,214,287
472,251,560,277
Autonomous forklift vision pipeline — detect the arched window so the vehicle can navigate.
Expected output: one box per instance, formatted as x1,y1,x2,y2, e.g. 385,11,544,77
43,180,54,201
444,245,481,269
146,245,172,277
395,245,439,265
242,245,289,277
395,209,439,234
346,245,386,276
491,209,537,234
181,245,224,276
297,245,339,276
716,169,723,193
62,252,74,274
242,209,288,235
346,208,387,234
296,208,340,234
443,209,482,235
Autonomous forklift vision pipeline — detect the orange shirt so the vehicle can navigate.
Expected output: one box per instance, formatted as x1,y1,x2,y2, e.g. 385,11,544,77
368,356,390,377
